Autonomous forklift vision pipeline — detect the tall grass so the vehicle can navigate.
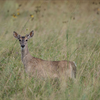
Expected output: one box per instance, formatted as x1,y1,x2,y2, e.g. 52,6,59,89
0,0,100,100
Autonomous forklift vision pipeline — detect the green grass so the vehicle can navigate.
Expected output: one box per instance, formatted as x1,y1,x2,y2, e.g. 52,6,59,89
0,0,100,100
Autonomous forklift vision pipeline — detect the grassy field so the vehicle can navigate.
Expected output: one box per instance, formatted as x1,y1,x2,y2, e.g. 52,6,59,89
0,0,100,100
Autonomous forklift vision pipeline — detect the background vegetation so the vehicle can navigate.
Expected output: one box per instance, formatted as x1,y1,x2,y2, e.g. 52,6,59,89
0,0,100,99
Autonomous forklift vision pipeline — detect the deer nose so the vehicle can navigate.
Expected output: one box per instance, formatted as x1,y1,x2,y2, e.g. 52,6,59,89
21,45,25,48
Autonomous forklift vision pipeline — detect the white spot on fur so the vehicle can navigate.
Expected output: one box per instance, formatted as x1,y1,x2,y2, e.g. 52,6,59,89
21,47,25,50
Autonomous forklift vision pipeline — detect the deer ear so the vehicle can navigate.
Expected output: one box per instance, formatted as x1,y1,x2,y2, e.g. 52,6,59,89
13,31,20,39
27,30,34,39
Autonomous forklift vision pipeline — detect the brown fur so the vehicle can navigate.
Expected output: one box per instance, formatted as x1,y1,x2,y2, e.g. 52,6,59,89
13,31,76,79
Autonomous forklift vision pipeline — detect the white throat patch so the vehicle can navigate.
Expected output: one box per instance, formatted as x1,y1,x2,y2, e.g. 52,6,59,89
21,47,25,50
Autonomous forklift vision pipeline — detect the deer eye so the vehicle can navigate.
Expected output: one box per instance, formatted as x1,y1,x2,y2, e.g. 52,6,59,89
19,39,21,41
26,40,28,41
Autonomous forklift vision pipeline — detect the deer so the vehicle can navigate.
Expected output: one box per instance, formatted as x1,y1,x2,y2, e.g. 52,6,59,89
13,31,76,79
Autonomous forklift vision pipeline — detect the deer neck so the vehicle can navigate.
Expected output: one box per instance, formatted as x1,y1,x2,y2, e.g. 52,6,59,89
21,43,32,63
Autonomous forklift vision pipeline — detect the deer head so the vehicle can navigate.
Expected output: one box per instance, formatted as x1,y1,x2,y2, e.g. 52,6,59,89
13,31,34,49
